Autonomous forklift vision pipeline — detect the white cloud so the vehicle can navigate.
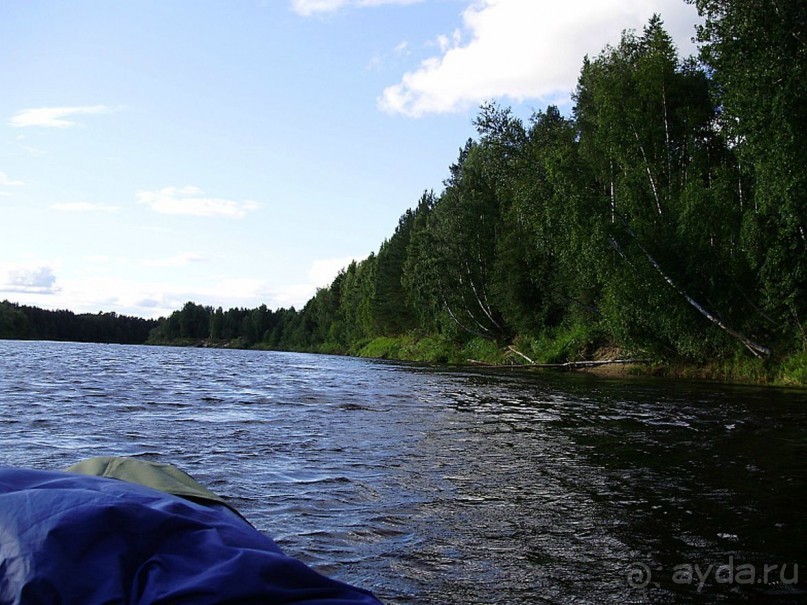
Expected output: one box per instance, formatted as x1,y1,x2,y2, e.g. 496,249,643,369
394,40,409,56
17,275,246,319
136,186,261,218
252,255,369,311
435,31,462,53
379,0,702,117
267,284,319,309
45,277,181,318
145,278,277,314
0,258,366,318
84,255,124,264
209,278,269,301
291,0,423,16
50,202,120,213
367,54,383,71
0,172,25,187
0,265,60,295
9,105,114,128
142,252,207,268
308,255,365,286
22,146,47,157
367,40,411,71
291,0,344,14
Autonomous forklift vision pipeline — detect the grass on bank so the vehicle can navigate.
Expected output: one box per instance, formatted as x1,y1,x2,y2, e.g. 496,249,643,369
352,330,806,388
151,330,807,388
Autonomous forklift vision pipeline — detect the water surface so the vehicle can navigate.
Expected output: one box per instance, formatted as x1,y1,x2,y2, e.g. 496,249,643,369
1,340,804,603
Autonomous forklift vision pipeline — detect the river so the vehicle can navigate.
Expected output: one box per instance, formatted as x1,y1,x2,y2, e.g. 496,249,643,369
0,340,804,604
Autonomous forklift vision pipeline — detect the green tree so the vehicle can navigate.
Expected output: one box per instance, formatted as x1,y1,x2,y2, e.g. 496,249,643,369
210,307,224,340
573,16,770,359
402,191,441,329
177,302,210,339
692,0,807,347
496,106,595,336
372,210,419,335
417,141,508,339
0,301,31,339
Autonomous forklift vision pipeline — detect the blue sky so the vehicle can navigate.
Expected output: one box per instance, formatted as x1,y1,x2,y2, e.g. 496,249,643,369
1,0,701,318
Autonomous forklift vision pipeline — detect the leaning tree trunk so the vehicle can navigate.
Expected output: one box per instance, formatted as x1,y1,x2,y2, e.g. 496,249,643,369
611,236,772,358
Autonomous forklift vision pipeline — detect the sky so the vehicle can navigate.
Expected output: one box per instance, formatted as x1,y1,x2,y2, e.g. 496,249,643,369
1,0,702,319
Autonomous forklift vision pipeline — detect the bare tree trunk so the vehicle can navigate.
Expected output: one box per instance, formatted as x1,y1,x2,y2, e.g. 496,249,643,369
442,295,487,338
626,236,772,357
662,85,672,199
632,125,663,215
464,260,501,331
609,158,616,224
465,306,492,335
508,345,534,364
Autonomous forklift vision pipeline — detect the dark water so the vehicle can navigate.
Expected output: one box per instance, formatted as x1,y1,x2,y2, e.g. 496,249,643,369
0,340,805,604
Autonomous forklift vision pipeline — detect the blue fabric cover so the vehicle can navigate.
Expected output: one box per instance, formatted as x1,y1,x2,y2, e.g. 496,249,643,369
0,467,383,605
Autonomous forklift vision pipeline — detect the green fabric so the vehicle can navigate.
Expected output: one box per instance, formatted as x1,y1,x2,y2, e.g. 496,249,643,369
66,456,228,507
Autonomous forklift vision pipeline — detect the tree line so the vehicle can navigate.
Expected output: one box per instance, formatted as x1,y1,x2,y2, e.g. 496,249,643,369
147,303,308,351
151,6,804,373
4,4,805,378
0,300,158,345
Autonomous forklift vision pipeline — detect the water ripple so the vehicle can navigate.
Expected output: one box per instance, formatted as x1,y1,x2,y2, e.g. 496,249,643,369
1,341,805,604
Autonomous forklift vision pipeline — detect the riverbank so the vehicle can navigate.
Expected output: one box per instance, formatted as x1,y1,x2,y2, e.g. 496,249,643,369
149,333,807,388
346,334,806,388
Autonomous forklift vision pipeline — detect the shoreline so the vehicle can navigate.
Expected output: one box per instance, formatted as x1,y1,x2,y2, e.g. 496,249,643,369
144,336,807,389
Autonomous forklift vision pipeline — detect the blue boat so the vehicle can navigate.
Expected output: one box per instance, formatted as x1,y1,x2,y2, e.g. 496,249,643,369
0,457,383,604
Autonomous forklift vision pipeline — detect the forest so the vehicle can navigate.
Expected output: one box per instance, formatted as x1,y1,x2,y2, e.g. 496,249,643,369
3,3,805,383
0,300,158,345
149,5,805,383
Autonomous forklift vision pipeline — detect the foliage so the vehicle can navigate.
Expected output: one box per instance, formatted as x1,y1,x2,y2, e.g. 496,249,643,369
460,337,503,364
778,352,807,387
691,0,807,339
515,322,605,365
0,300,157,344
357,336,405,360
4,12,804,385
